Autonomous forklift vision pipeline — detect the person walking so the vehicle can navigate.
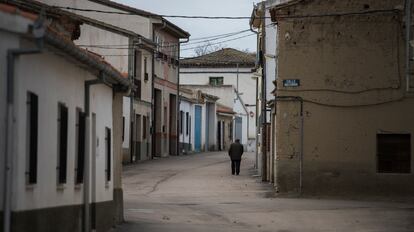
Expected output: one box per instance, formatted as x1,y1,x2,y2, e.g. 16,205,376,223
228,139,244,175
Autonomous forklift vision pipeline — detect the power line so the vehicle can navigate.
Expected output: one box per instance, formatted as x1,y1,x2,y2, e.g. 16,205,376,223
51,6,259,19
77,30,256,51
80,33,256,55
76,29,254,49
52,6,399,20
180,34,255,51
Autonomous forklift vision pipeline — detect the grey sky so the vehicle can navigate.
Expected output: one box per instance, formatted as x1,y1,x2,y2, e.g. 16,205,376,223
114,0,261,57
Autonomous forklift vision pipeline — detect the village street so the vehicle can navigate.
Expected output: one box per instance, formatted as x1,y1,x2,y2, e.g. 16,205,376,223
114,152,414,232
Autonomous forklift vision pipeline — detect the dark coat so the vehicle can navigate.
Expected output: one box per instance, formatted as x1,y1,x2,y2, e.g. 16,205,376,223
228,142,244,161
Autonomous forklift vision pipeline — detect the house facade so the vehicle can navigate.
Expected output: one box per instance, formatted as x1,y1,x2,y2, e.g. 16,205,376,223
30,0,190,161
153,24,189,157
179,88,219,154
250,0,280,181
266,0,414,196
0,4,130,232
181,85,249,151
180,48,257,152
216,104,236,151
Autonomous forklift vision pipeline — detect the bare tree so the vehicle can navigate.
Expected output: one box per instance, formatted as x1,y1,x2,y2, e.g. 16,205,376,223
194,42,226,56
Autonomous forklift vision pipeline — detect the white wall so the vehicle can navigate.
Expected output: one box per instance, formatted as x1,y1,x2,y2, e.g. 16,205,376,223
90,84,114,202
12,40,113,211
122,96,131,149
180,67,256,105
265,7,277,102
180,68,257,138
75,24,130,74
37,0,153,38
179,100,192,146
0,31,19,211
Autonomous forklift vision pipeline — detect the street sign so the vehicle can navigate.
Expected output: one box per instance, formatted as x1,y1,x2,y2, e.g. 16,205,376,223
283,79,300,87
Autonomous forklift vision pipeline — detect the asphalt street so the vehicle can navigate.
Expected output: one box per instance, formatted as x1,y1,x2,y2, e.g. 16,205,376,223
114,152,414,232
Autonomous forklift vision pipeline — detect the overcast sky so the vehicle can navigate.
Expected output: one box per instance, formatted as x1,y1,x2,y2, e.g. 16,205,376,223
114,0,261,57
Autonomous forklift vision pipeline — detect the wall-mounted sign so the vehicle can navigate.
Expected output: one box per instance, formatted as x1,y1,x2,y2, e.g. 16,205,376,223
283,79,300,87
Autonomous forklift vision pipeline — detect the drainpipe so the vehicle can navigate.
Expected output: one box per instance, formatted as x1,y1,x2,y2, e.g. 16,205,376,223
177,37,190,155
3,21,45,232
129,38,135,163
84,78,103,232
259,1,268,182
274,96,304,195
406,0,412,91
250,8,259,172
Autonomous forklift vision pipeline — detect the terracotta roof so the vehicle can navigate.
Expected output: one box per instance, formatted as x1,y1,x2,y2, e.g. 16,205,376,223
180,48,256,68
0,3,130,88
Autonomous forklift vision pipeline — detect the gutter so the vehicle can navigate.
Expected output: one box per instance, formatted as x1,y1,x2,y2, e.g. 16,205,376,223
3,17,45,232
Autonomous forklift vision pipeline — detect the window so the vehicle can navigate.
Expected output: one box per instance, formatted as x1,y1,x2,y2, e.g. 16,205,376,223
105,127,111,182
144,57,148,81
186,112,189,135
26,92,38,184
75,109,86,184
377,134,411,173
209,76,223,86
57,103,68,184
180,111,184,134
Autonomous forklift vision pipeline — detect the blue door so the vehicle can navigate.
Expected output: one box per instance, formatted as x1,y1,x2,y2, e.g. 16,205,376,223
194,105,202,152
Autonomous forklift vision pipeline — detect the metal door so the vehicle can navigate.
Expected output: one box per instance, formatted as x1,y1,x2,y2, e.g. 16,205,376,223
194,105,202,152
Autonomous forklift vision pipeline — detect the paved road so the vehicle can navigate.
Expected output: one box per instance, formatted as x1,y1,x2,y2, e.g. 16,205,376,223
114,152,414,232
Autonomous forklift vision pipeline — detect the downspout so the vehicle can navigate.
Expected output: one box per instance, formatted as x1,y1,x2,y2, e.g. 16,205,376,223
406,0,412,91
151,27,156,159
4,23,45,232
177,37,190,155
260,1,268,182
129,38,135,163
250,7,259,172
274,96,304,195
84,78,103,232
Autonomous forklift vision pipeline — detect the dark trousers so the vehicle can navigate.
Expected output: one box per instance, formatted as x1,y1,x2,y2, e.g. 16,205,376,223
231,160,241,175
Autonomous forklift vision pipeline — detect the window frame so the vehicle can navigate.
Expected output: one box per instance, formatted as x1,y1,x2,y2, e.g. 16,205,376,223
377,133,411,174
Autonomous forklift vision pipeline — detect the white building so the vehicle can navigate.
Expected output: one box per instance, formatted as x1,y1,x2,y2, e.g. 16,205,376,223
31,0,190,161
0,4,130,232
181,85,250,151
179,88,218,154
180,48,257,152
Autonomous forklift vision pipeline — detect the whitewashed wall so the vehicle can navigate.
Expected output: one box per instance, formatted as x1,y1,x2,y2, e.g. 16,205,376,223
179,99,194,150
75,24,130,74
265,7,277,102
37,0,153,38
122,97,131,149
180,68,257,138
0,30,18,211
12,40,113,211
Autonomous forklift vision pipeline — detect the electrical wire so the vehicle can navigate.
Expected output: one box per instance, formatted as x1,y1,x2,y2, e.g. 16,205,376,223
76,29,255,49
51,6,400,20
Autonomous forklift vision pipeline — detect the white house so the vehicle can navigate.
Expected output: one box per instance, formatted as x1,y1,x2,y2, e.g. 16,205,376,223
180,85,250,151
179,88,219,154
180,48,257,152
33,0,190,161
0,4,130,232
